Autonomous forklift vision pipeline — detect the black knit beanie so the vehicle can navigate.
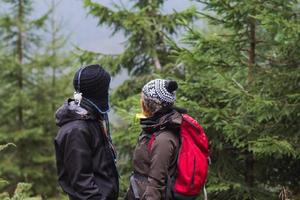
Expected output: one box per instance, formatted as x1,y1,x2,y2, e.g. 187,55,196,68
73,64,111,113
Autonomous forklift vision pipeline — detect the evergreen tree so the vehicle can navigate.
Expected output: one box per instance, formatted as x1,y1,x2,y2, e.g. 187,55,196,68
171,0,300,199
0,0,72,197
82,0,198,197
0,144,41,199
0,0,47,130
0,2,48,193
83,0,197,75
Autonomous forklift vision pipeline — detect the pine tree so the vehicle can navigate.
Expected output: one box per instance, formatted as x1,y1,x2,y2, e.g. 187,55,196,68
0,2,48,194
0,0,46,130
0,144,41,199
82,0,197,75
24,1,73,195
171,0,300,199
82,0,198,197
0,0,72,197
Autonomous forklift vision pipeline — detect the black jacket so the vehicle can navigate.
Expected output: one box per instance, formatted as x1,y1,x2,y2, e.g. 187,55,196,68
54,99,119,200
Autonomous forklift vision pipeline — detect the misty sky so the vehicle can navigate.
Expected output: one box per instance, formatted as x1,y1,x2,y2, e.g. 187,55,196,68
35,0,196,54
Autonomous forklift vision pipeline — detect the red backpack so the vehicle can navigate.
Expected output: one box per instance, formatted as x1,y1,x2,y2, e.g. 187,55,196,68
148,114,209,199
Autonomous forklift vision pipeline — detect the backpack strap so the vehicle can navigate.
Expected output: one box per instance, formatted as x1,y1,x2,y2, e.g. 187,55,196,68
130,174,140,200
147,131,162,151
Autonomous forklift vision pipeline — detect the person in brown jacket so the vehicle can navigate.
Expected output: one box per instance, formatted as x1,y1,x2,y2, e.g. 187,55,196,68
125,79,185,200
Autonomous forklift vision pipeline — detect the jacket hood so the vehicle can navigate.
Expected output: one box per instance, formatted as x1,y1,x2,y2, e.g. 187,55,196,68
140,107,186,134
55,98,98,127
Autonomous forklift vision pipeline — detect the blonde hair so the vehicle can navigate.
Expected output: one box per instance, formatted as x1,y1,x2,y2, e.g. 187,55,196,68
141,93,163,117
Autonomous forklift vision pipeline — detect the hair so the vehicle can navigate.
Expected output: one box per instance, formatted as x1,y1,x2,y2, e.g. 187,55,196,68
141,93,177,117
141,93,163,117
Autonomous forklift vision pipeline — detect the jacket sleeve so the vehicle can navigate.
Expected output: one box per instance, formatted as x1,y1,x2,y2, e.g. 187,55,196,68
142,132,177,200
63,126,103,200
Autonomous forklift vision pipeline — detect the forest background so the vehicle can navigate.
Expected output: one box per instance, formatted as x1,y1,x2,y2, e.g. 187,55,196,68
0,0,299,199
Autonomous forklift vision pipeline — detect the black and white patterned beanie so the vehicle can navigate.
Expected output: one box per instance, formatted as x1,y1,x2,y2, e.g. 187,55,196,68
142,79,178,108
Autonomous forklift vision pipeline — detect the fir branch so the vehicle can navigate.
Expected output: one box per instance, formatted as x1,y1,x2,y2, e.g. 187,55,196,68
0,143,16,151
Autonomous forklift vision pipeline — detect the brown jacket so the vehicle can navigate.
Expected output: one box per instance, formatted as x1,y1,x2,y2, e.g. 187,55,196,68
125,109,183,200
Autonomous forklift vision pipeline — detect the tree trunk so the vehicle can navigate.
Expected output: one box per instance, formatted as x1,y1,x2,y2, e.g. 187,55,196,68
248,17,256,84
245,16,256,199
51,0,57,112
17,0,24,130
51,63,56,112
153,55,162,71
245,150,255,186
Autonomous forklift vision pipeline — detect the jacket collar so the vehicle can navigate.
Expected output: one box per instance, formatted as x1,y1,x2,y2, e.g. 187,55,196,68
55,98,104,127
140,107,184,134
80,97,104,120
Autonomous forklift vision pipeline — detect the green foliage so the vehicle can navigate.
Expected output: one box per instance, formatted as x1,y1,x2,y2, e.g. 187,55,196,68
0,0,299,200
82,0,197,75
0,145,41,199
0,183,42,200
82,0,300,199
0,143,15,152
170,0,300,199
0,143,14,187
111,94,141,197
0,0,73,197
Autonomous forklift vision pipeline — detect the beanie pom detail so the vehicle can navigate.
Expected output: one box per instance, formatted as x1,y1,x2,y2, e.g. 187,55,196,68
166,80,178,93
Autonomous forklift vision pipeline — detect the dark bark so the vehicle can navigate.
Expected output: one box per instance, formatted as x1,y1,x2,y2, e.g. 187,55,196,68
17,0,24,130
245,151,255,187
51,2,57,112
245,16,256,199
248,17,256,85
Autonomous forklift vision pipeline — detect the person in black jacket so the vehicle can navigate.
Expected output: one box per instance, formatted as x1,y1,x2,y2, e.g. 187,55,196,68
54,64,119,200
